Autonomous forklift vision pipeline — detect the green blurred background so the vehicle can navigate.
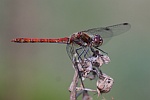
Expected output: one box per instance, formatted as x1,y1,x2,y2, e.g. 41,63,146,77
1,0,150,100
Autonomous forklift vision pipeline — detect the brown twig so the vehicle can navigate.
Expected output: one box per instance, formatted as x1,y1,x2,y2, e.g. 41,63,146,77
69,62,79,100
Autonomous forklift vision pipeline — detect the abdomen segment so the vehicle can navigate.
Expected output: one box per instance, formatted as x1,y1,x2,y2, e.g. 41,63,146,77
11,37,70,44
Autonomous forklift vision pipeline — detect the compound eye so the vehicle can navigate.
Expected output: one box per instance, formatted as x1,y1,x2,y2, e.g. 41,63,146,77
93,35,103,47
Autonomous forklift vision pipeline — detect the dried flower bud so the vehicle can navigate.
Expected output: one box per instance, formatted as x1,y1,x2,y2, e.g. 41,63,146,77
89,53,110,68
101,55,110,64
96,73,114,96
92,56,104,67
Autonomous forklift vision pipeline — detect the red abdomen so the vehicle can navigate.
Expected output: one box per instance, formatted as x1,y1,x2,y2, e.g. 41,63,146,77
11,37,70,44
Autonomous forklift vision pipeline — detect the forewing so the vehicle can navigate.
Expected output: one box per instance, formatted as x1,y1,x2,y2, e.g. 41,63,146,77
82,23,131,44
103,23,131,37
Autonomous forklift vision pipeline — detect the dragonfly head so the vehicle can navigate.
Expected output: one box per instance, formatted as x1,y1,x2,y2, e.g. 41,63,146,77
92,34,103,47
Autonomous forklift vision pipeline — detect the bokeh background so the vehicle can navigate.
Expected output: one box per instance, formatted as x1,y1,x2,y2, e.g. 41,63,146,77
1,0,150,100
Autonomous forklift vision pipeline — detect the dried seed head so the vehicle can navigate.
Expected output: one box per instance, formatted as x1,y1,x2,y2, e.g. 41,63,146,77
97,73,114,96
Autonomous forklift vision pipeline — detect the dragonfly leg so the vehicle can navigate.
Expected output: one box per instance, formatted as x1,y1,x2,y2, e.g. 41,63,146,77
75,47,90,88
76,46,92,61
66,44,85,88
95,47,108,55
75,46,85,61
83,47,91,60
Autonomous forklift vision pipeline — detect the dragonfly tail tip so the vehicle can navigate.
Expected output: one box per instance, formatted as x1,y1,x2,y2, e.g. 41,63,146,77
11,39,15,42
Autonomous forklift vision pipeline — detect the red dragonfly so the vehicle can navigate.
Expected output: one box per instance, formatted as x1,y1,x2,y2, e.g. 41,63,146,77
11,23,131,61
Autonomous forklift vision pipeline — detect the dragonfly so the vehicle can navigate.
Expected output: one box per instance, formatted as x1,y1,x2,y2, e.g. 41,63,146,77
12,23,131,88
11,23,131,62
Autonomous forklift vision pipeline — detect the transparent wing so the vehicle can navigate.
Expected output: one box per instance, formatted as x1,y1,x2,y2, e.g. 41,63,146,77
66,43,76,61
67,23,131,60
81,23,131,44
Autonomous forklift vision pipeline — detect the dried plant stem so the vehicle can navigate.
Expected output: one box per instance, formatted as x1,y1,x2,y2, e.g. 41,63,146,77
69,50,113,100
70,63,79,100
69,62,93,100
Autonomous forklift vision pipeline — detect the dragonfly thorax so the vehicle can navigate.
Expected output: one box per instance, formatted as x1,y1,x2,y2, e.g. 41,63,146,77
92,34,103,47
